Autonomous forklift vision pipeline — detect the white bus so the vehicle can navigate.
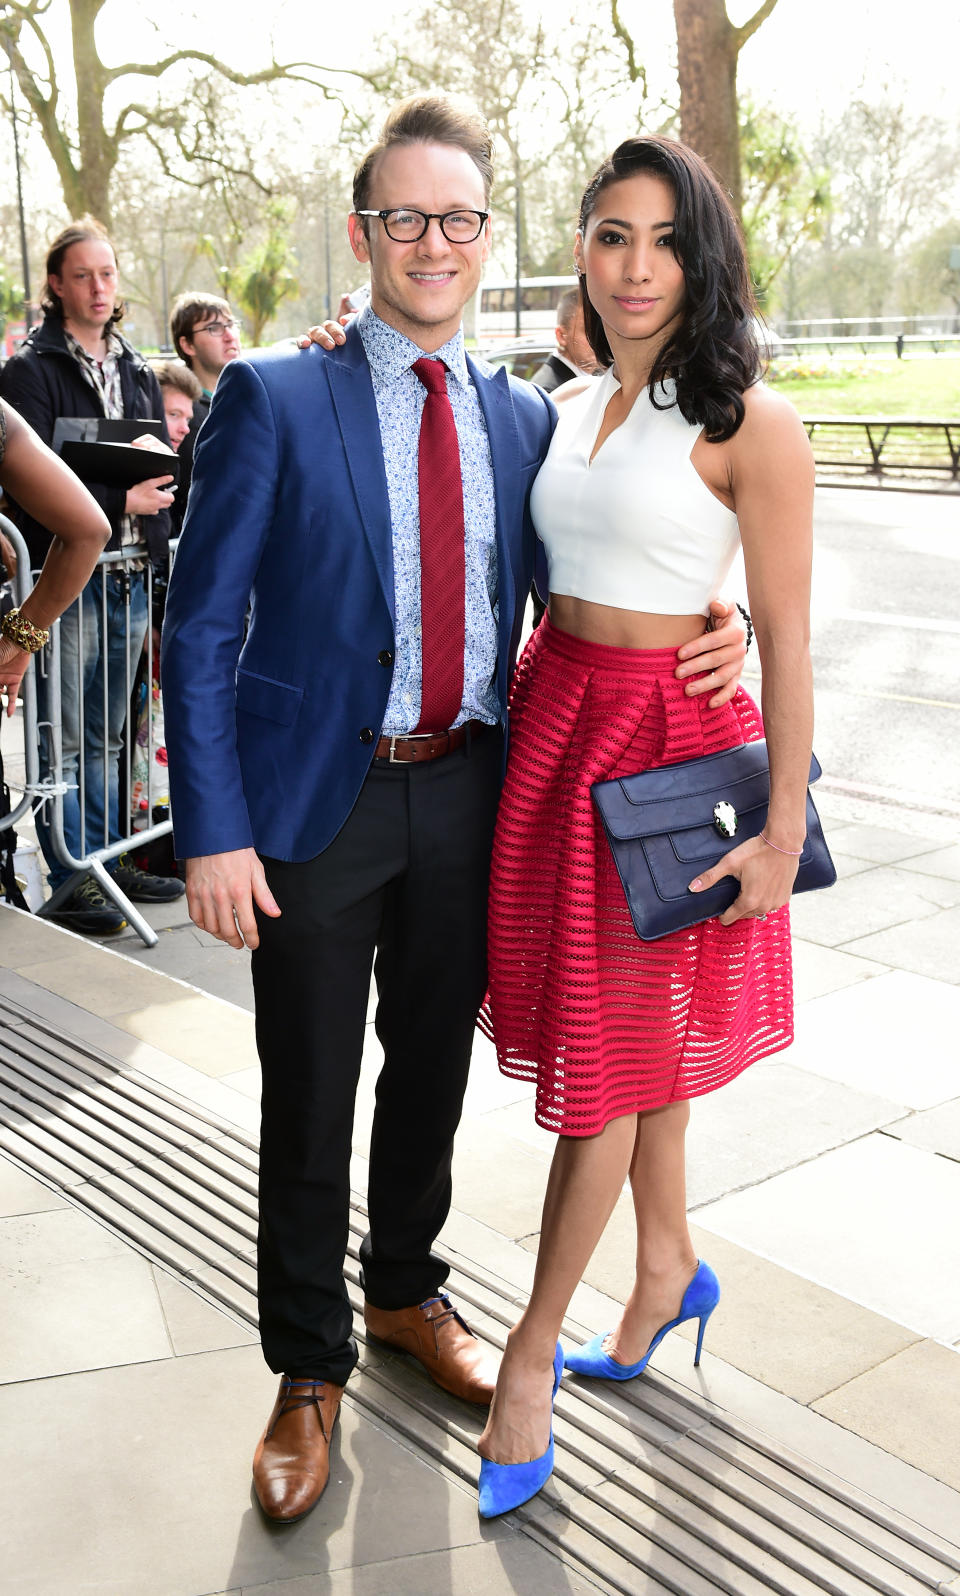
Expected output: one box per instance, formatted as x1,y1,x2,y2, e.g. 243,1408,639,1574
474,275,577,347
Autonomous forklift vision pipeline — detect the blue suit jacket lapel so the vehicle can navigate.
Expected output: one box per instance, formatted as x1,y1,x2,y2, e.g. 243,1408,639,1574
469,355,525,651
326,327,395,621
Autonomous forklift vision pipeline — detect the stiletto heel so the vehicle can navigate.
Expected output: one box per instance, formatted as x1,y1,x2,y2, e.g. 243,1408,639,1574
564,1260,720,1382
477,1342,564,1518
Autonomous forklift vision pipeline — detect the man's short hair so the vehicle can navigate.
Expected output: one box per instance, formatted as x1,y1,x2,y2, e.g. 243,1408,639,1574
556,287,580,332
352,96,494,222
170,292,233,368
41,215,124,324
150,359,203,402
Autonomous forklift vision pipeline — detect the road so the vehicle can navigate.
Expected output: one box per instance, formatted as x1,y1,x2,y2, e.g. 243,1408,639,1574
741,485,960,819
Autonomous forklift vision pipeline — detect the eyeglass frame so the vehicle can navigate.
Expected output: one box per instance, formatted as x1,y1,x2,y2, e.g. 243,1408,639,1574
190,317,241,338
354,208,490,243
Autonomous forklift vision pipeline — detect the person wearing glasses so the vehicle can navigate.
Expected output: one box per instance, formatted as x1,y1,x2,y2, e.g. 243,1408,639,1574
161,96,747,1525
169,293,242,530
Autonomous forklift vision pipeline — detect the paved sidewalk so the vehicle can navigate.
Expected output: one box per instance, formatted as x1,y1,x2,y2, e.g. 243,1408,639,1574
2,783,960,1593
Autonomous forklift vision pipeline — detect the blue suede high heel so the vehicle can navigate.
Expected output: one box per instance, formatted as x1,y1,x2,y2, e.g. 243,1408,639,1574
477,1342,564,1519
564,1260,720,1381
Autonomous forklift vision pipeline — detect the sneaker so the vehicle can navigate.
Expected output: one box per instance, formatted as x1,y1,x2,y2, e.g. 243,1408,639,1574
111,853,185,903
44,877,127,936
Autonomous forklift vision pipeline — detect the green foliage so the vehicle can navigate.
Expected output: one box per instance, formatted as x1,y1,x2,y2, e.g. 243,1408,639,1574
739,102,829,305
203,201,300,346
0,270,24,339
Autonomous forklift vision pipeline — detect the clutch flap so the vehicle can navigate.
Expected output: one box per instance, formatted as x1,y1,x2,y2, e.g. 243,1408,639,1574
592,741,822,843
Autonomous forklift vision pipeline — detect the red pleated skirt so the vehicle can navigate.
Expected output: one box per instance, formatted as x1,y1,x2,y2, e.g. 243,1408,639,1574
481,617,794,1136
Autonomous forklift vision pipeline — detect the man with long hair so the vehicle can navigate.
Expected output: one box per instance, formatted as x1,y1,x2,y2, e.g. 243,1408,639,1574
0,217,184,931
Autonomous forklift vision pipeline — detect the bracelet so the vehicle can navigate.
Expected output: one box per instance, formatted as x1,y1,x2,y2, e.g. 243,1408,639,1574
1,606,50,653
759,830,803,857
736,603,753,653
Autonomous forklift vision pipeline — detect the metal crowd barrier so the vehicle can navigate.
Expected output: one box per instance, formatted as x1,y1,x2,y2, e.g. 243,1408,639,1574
2,513,175,948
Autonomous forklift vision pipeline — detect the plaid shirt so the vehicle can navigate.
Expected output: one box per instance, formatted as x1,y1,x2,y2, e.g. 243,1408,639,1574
64,327,139,553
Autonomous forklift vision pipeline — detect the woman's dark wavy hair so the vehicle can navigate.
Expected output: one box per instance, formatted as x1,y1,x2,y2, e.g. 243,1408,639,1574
578,135,761,441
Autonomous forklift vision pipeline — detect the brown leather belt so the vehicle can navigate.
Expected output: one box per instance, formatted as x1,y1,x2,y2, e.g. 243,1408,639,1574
374,720,488,763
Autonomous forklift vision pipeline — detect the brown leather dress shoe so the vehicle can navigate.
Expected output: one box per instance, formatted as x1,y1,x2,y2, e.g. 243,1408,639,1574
252,1376,344,1523
363,1295,498,1405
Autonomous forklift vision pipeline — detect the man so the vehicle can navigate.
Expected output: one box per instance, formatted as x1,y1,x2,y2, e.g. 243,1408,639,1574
0,217,185,934
150,359,203,452
162,97,745,1524
530,286,597,392
168,292,241,529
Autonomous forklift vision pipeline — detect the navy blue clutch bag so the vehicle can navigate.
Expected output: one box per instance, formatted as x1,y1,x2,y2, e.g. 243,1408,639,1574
591,738,836,941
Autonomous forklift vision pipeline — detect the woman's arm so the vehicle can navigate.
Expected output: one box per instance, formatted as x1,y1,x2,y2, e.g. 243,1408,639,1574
689,385,815,922
0,400,110,713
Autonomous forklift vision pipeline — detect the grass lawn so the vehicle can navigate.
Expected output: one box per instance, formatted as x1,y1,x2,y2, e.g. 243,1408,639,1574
768,355,960,418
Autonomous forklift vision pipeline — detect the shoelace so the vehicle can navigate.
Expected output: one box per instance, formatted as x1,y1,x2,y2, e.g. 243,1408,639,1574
419,1294,469,1334
267,1377,330,1441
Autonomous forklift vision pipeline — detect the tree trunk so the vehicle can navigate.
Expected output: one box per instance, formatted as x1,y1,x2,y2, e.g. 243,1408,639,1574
673,0,742,213
673,0,780,222
70,0,115,226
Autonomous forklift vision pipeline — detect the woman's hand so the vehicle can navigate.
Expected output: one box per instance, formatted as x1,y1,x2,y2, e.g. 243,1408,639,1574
675,599,747,707
688,832,799,926
0,634,30,717
297,319,349,351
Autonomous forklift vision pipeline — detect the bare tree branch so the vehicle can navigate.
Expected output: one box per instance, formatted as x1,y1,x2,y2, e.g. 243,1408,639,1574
732,0,780,51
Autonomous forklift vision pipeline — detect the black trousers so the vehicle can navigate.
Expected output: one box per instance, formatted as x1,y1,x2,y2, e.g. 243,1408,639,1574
251,727,503,1385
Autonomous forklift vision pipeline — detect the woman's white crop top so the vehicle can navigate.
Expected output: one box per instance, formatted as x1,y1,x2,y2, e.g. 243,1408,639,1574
530,368,741,616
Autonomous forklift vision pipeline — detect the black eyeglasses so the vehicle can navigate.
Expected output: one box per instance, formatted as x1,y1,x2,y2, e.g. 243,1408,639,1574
192,318,240,338
355,208,489,243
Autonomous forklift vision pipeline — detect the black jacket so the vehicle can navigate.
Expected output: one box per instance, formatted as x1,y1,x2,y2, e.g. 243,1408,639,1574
0,315,172,569
530,351,577,394
171,389,211,535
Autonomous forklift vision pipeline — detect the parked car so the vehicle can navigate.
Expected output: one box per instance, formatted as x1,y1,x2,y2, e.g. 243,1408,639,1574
481,342,556,383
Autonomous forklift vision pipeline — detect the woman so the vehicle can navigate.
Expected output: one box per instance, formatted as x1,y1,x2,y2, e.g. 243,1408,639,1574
475,135,814,1517
0,399,111,715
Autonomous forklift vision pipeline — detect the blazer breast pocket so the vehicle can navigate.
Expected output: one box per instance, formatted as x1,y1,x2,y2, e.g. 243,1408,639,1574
236,668,304,726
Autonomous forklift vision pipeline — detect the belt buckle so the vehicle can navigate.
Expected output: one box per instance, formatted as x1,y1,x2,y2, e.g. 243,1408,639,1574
387,734,404,764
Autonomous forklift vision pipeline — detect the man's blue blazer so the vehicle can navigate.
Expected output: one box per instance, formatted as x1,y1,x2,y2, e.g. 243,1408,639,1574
161,325,556,863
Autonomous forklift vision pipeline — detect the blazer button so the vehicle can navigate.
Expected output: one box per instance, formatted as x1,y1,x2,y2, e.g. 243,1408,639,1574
378,650,394,667
359,727,375,744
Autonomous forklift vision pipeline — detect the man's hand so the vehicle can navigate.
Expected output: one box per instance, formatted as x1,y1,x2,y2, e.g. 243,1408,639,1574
125,475,175,517
186,848,281,950
675,599,748,708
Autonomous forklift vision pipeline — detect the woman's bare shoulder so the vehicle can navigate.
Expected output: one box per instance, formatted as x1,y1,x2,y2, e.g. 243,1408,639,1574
738,380,808,442
551,376,594,406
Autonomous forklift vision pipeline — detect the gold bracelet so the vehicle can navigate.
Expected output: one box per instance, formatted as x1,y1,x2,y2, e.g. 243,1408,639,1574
1,607,50,653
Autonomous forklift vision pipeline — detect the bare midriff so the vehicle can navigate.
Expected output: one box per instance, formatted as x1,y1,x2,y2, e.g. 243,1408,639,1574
547,594,708,651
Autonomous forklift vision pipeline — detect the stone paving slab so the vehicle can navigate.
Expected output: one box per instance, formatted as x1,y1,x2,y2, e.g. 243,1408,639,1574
0,1204,173,1381
885,1099,960,1161
228,1539,610,1595
788,865,946,947
813,1339,960,1494
787,970,960,1109
0,1345,518,1596
842,903,960,984
695,1133,960,1348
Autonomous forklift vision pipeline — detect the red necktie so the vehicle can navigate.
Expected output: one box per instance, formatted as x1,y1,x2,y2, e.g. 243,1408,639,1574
411,357,465,733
